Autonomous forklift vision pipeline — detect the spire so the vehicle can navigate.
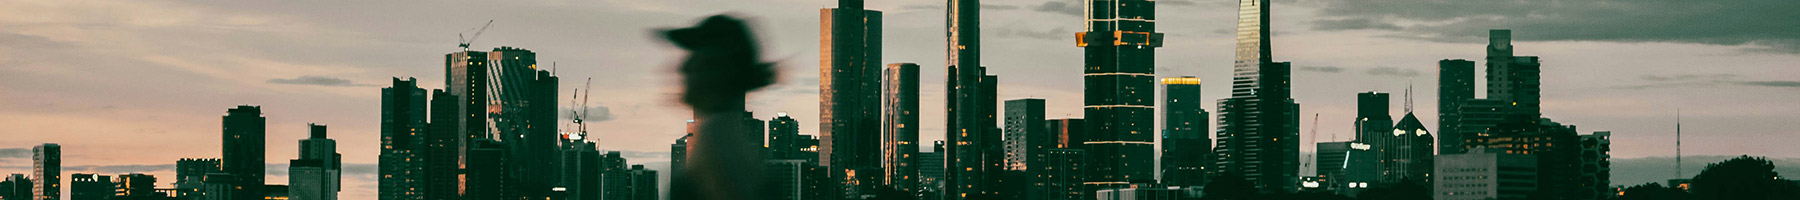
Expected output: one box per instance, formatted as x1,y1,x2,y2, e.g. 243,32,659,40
1405,78,1414,113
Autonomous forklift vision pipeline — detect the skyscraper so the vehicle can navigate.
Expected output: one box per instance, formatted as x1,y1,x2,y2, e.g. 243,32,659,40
1579,131,1612,200
464,140,512,200
1353,92,1396,183
769,113,802,160
1002,99,1046,199
3,174,30,200
445,47,559,199
1041,118,1088,200
1386,113,1433,183
31,143,58,200
380,77,428,200
292,124,341,200
1078,0,1164,190
743,111,767,151
1215,0,1300,193
882,63,920,191
68,174,110,200
626,165,658,200
1484,30,1542,121
222,106,264,199
1003,98,1045,172
669,123,692,200
1437,59,1475,155
821,0,885,196
1159,77,1208,187
424,89,459,200
946,0,1003,198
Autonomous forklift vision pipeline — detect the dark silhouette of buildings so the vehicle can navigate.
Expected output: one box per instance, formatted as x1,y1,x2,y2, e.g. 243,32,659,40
1041,119,1088,200
1077,0,1165,191
1003,99,1047,199
174,158,220,197
882,63,920,192
222,106,263,199
69,174,110,200
444,46,560,199
380,77,428,200
821,0,885,197
625,165,658,200
769,113,803,160
1215,0,1301,193
1159,77,1209,187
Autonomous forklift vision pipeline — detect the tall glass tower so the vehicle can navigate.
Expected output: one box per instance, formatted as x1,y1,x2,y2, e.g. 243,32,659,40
882,63,920,191
222,105,265,199
947,0,1003,199
1077,0,1163,189
1215,0,1300,193
821,0,884,196
1160,77,1208,187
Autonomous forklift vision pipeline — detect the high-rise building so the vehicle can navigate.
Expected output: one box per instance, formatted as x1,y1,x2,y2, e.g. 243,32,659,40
1386,113,1434,183
69,174,111,200
669,122,693,200
1159,77,1208,187
743,111,767,152
174,158,221,197
33,143,59,200
1434,148,1538,200
557,140,601,200
380,77,428,200
1214,0,1300,193
445,47,560,199
1483,30,1542,121
882,63,921,191
1437,59,1476,155
1315,141,1376,193
1039,149,1087,200
222,106,264,199
1353,92,1401,183
599,151,629,200
199,173,235,200
763,159,813,200
1578,131,1612,200
941,0,1004,198
291,124,340,200
1003,98,1046,172
625,165,657,200
821,0,885,196
424,89,459,200
768,113,802,160
1077,0,1164,190
1003,99,1047,200
1464,119,1580,199
115,173,158,198
464,139,512,199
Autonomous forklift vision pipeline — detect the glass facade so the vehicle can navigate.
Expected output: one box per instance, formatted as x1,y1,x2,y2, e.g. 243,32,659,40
1079,0,1164,190
1215,0,1300,193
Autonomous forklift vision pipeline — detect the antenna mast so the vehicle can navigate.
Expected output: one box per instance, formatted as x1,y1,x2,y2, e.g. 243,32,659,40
1677,109,1683,178
1405,79,1414,113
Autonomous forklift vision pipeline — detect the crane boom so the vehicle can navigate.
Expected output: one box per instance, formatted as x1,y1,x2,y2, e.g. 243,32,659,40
458,20,494,49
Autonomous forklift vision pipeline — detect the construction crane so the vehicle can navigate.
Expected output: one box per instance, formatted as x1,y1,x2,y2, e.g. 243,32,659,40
458,20,494,50
1303,113,1320,171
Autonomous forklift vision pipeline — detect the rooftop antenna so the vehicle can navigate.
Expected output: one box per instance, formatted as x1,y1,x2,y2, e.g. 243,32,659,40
458,20,494,50
1405,79,1414,113
1677,108,1683,178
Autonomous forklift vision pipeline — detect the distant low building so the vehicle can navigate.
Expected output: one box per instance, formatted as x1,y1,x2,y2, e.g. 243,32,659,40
1435,148,1538,200
1095,187,1185,200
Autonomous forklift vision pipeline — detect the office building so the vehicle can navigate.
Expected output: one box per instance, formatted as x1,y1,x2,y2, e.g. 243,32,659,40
1159,77,1208,187
1437,59,1476,154
1579,131,1612,200
1315,141,1376,193
424,89,459,200
174,158,221,197
763,159,812,200
2,174,29,200
942,0,1003,198
115,174,159,199
1386,112,1434,183
69,174,111,200
669,130,691,200
1038,149,1087,200
822,0,885,197
464,140,511,199
199,174,234,200
1484,30,1542,121
1435,148,1538,200
1214,0,1300,193
1076,0,1164,190
1003,99,1047,172
1095,187,1184,200
557,139,601,200
1463,119,1580,199
768,113,802,160
32,143,59,200
291,124,340,200
743,112,768,151
222,106,263,199
626,165,657,200
918,141,946,196
598,151,629,200
882,63,921,191
380,77,428,200
1355,92,1393,143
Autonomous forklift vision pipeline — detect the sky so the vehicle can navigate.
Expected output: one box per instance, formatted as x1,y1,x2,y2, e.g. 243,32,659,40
1,0,1797,199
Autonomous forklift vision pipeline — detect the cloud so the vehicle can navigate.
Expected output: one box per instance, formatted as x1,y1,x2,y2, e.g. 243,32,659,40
1160,0,1200,7
1295,66,1345,73
994,26,1070,40
1618,74,1800,89
562,105,616,122
1033,1,1082,16
267,76,375,87
1364,67,1420,77
1299,0,1800,53
982,4,1020,10
0,148,26,161
1311,18,1401,31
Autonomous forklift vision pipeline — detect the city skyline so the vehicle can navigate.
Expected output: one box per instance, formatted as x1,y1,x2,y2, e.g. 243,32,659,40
3,0,1800,200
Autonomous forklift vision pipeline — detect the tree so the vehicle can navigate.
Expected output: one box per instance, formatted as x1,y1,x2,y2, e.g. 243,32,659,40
1613,183,1689,200
1689,155,1800,200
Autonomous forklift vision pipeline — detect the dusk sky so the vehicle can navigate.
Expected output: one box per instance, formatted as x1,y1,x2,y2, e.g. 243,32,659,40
2,0,1797,199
